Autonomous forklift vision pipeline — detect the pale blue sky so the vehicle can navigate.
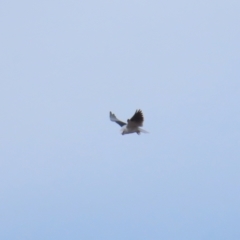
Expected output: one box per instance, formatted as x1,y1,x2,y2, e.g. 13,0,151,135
0,1,240,239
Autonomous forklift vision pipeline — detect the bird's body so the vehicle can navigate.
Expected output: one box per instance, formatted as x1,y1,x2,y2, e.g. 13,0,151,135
122,126,140,135
110,110,148,135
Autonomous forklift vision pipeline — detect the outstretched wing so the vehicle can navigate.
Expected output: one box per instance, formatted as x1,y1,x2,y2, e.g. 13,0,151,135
110,111,126,127
127,109,144,127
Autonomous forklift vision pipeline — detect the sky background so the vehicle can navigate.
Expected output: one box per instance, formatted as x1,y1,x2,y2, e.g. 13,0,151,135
0,1,240,239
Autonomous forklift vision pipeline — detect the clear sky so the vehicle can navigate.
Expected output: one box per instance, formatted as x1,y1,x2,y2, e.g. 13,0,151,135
0,1,239,239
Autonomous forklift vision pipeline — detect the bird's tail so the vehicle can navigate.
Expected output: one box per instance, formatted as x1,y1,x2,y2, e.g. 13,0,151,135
139,128,149,133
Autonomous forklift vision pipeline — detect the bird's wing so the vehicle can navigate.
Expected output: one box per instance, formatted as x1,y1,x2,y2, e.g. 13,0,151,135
109,111,126,127
127,109,144,127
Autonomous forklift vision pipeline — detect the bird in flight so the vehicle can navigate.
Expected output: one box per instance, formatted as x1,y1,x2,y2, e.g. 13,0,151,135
109,109,148,135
